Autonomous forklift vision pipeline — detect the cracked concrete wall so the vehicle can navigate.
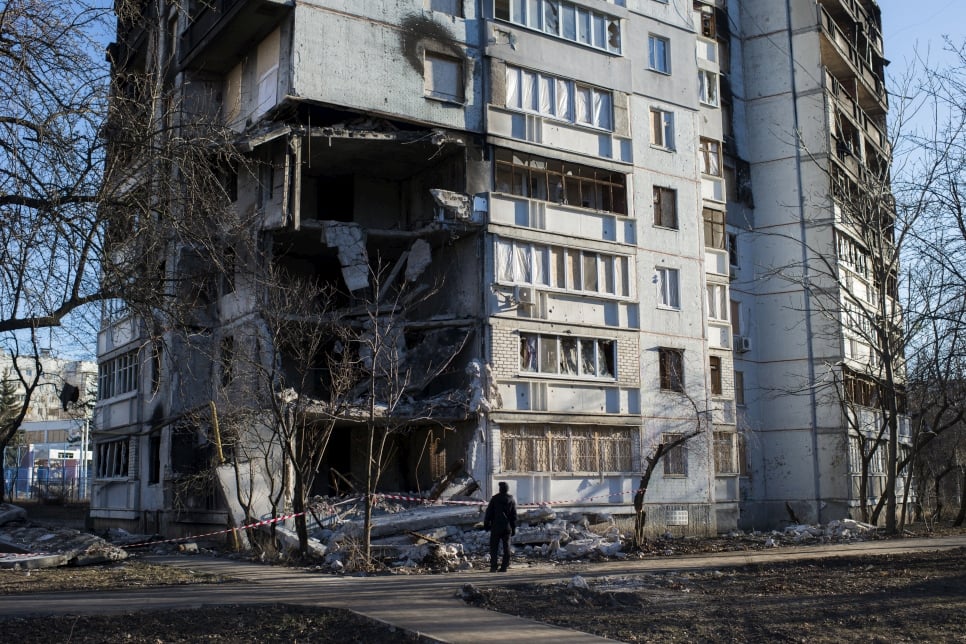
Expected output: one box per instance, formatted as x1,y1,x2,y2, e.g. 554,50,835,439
291,2,484,132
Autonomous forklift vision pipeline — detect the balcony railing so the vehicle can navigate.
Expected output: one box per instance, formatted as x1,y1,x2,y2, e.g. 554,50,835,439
819,7,887,112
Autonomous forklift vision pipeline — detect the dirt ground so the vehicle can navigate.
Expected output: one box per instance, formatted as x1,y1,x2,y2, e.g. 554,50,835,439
475,547,966,643
2,544,965,642
3,504,965,642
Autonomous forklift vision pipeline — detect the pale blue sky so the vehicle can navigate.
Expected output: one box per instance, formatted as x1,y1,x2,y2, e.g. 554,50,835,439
882,0,965,84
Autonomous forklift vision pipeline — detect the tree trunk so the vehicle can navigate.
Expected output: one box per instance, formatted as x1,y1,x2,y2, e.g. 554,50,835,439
953,468,966,528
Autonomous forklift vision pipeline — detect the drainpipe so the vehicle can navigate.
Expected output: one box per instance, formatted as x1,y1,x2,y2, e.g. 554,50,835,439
785,0,823,522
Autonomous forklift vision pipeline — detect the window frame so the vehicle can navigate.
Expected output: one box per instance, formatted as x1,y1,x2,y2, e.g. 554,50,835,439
699,137,722,177
501,424,633,474
648,34,671,74
650,107,675,150
98,350,140,401
703,208,726,249
662,432,688,476
698,68,719,106
493,148,628,215
734,370,745,406
656,266,680,309
714,431,738,474
653,185,678,229
520,332,617,379
495,237,631,297
95,438,130,479
707,283,729,321
659,347,685,392
424,51,465,103
494,0,622,54
709,355,722,395
505,65,614,131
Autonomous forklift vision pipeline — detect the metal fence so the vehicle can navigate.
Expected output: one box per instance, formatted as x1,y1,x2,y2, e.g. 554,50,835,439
2,472,91,502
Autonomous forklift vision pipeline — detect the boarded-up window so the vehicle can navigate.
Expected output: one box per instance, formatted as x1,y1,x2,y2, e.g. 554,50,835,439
710,356,722,395
714,431,737,474
424,53,464,102
653,186,677,228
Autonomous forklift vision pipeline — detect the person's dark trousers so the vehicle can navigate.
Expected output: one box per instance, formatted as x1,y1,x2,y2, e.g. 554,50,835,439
489,530,511,571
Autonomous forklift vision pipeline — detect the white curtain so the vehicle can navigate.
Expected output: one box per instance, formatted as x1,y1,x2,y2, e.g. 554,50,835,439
522,70,537,111
556,78,572,120
506,66,520,109
539,75,553,115
575,86,591,124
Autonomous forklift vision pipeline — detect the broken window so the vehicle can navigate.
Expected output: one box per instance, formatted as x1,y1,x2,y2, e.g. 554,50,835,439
703,208,726,249
662,433,688,476
698,69,718,106
98,350,140,400
710,356,722,395
148,433,161,484
519,333,617,379
659,347,685,392
424,52,464,103
653,186,678,228
501,425,633,473
699,138,722,176
497,1,621,53
494,148,627,214
656,267,679,309
95,439,129,478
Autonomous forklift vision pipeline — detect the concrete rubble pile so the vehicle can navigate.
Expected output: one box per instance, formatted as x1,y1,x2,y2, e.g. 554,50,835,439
721,518,878,549
0,503,128,569
297,495,627,571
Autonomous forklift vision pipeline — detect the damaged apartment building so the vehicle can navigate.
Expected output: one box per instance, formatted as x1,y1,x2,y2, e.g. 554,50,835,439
93,0,903,538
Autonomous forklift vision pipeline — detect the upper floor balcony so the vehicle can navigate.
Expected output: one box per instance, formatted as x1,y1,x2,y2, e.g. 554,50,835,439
818,0,884,57
179,0,292,72
818,5,887,115
825,68,889,159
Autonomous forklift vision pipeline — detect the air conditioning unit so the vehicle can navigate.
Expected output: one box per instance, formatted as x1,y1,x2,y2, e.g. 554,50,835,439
514,285,536,307
734,335,752,353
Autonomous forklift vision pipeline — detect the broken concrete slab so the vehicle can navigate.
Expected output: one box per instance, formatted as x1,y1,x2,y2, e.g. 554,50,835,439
0,522,128,567
0,552,70,570
321,220,369,292
0,503,27,527
404,239,432,282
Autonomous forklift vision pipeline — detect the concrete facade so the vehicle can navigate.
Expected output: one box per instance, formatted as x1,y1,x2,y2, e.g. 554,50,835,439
93,0,901,538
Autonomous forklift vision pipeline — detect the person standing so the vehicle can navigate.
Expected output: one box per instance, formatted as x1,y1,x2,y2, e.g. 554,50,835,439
483,481,517,572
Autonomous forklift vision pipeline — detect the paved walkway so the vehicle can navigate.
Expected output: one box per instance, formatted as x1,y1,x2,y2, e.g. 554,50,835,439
1,534,964,643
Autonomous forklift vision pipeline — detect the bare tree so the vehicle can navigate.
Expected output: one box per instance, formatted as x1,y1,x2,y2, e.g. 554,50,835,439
0,0,252,495
632,392,708,548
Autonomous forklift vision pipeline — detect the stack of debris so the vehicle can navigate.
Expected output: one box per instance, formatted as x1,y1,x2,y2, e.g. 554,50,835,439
0,503,128,570
294,496,626,571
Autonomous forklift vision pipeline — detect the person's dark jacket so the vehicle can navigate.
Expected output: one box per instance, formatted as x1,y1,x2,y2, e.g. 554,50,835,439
483,491,517,535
